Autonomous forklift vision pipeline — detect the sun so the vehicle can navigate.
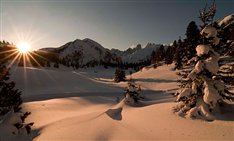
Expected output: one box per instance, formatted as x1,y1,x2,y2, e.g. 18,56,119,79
17,41,31,53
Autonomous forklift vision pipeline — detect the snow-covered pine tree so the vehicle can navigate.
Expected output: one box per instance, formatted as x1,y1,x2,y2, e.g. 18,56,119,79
214,14,234,88
124,78,142,104
173,23,234,121
114,67,126,83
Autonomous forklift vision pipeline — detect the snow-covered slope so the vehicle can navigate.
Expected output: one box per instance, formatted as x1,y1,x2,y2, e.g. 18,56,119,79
3,64,233,141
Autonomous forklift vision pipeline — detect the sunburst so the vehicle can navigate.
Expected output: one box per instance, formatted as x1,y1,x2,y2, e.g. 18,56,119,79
16,41,31,53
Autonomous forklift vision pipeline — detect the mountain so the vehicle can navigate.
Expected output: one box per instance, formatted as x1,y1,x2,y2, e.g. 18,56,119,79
40,38,161,68
40,38,118,68
120,43,161,63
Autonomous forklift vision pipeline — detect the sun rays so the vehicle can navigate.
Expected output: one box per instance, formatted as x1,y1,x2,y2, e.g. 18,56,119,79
16,41,31,53
0,42,45,70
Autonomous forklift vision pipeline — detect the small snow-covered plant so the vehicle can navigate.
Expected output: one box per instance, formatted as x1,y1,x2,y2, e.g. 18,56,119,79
124,78,142,104
114,67,126,83
173,24,234,121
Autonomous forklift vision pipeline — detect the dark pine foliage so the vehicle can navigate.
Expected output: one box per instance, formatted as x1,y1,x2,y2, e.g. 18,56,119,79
185,21,200,59
0,44,22,115
114,67,126,83
0,40,34,135
0,64,22,115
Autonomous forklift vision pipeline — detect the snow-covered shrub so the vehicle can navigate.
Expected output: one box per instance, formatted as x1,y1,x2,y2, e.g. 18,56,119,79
124,79,142,104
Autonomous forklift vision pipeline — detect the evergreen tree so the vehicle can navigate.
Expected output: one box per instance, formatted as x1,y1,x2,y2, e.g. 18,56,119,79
114,67,126,83
172,40,178,49
150,50,156,64
173,23,234,121
0,41,34,135
174,39,183,70
186,21,200,42
165,46,174,65
0,64,22,115
185,21,200,59
155,45,165,62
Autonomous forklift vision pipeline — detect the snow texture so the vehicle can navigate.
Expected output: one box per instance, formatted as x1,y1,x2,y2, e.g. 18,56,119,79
203,79,221,108
0,64,232,141
176,88,192,101
200,25,218,38
196,44,210,56
188,60,204,80
218,14,234,27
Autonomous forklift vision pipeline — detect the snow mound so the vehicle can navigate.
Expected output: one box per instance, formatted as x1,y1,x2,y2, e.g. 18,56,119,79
219,14,234,27
200,25,217,38
196,44,210,56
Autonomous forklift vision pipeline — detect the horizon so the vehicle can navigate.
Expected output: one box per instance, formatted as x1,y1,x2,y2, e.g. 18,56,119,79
0,0,233,50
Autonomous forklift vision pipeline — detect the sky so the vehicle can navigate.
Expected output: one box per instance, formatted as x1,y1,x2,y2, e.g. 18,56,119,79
0,0,233,50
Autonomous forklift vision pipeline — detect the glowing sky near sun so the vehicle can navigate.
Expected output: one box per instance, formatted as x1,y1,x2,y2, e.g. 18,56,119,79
0,0,233,50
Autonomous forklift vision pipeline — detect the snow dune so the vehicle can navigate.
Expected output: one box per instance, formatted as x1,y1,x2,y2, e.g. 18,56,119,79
2,65,233,141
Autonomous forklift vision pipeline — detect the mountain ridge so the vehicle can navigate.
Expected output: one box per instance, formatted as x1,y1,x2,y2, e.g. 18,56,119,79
40,38,163,67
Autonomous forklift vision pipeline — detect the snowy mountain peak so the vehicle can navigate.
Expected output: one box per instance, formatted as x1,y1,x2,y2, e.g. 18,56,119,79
144,42,156,48
56,38,113,67
40,38,162,66
121,43,161,63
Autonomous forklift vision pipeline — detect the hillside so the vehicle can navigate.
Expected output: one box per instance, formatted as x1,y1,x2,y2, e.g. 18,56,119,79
1,64,233,141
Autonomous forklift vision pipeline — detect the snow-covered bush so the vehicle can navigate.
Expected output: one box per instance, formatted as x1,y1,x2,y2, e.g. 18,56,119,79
124,79,142,104
173,24,234,121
